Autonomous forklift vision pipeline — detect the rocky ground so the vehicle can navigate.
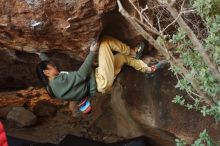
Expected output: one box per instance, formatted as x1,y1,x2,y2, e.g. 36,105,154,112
1,68,220,146
1,0,220,145
0,88,123,144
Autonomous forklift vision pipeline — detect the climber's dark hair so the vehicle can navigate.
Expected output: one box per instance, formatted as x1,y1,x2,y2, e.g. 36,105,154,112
36,60,56,86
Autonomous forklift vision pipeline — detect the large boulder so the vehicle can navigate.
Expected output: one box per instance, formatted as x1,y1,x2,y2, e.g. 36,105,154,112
1,0,219,145
33,100,57,117
108,68,220,145
0,0,117,59
0,0,143,89
6,107,37,127
0,106,13,119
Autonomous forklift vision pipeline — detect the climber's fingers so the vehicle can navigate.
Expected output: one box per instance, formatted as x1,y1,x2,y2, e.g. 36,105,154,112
90,40,100,52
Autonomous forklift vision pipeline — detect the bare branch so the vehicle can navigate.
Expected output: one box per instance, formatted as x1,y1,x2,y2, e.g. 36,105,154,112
169,0,176,7
175,73,196,101
140,5,148,14
128,0,158,33
156,16,162,34
162,0,185,33
182,9,196,14
134,16,161,36
117,0,217,106
170,55,215,105
117,0,169,59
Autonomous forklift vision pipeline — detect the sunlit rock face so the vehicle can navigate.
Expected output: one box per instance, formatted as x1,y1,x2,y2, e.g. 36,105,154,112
0,0,147,89
0,0,150,60
0,0,116,59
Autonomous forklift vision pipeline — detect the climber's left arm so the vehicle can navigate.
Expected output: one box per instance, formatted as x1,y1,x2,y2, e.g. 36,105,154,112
37,52,50,61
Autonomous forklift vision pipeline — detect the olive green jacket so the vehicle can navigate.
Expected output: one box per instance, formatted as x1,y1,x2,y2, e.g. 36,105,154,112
39,52,96,101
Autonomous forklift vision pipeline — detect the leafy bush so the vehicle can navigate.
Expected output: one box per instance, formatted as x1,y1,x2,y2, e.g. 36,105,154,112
175,129,216,146
116,0,220,144
170,0,220,122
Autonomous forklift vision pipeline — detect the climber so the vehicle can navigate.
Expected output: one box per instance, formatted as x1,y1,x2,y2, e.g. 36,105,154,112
35,36,167,114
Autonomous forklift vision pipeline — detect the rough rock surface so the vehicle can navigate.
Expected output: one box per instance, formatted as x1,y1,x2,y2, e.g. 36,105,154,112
0,106,13,119
6,106,37,127
0,0,145,89
0,0,220,145
0,0,116,59
111,68,220,145
33,100,57,117
3,69,220,145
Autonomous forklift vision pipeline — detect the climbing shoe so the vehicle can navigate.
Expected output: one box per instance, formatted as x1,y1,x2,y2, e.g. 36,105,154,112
78,97,92,114
144,60,169,78
135,42,145,59
151,60,169,72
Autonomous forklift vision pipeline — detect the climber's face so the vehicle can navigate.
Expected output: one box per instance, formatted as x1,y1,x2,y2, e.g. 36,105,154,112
43,64,59,79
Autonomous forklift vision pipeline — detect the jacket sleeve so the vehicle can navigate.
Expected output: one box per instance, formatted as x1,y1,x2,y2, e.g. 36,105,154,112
39,52,49,61
76,51,96,80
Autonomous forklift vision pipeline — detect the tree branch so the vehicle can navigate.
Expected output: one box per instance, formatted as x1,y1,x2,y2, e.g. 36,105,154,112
170,56,215,105
117,0,216,106
128,0,159,34
162,0,185,33
166,3,220,83
117,0,169,59
134,16,161,36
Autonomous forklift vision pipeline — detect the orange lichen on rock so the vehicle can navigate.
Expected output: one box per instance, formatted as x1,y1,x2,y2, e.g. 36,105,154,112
0,88,63,111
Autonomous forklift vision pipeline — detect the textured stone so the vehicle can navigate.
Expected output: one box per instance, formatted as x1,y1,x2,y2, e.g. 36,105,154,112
103,135,119,143
0,0,219,145
0,0,117,59
0,106,13,119
33,100,57,117
110,67,220,145
6,107,37,127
